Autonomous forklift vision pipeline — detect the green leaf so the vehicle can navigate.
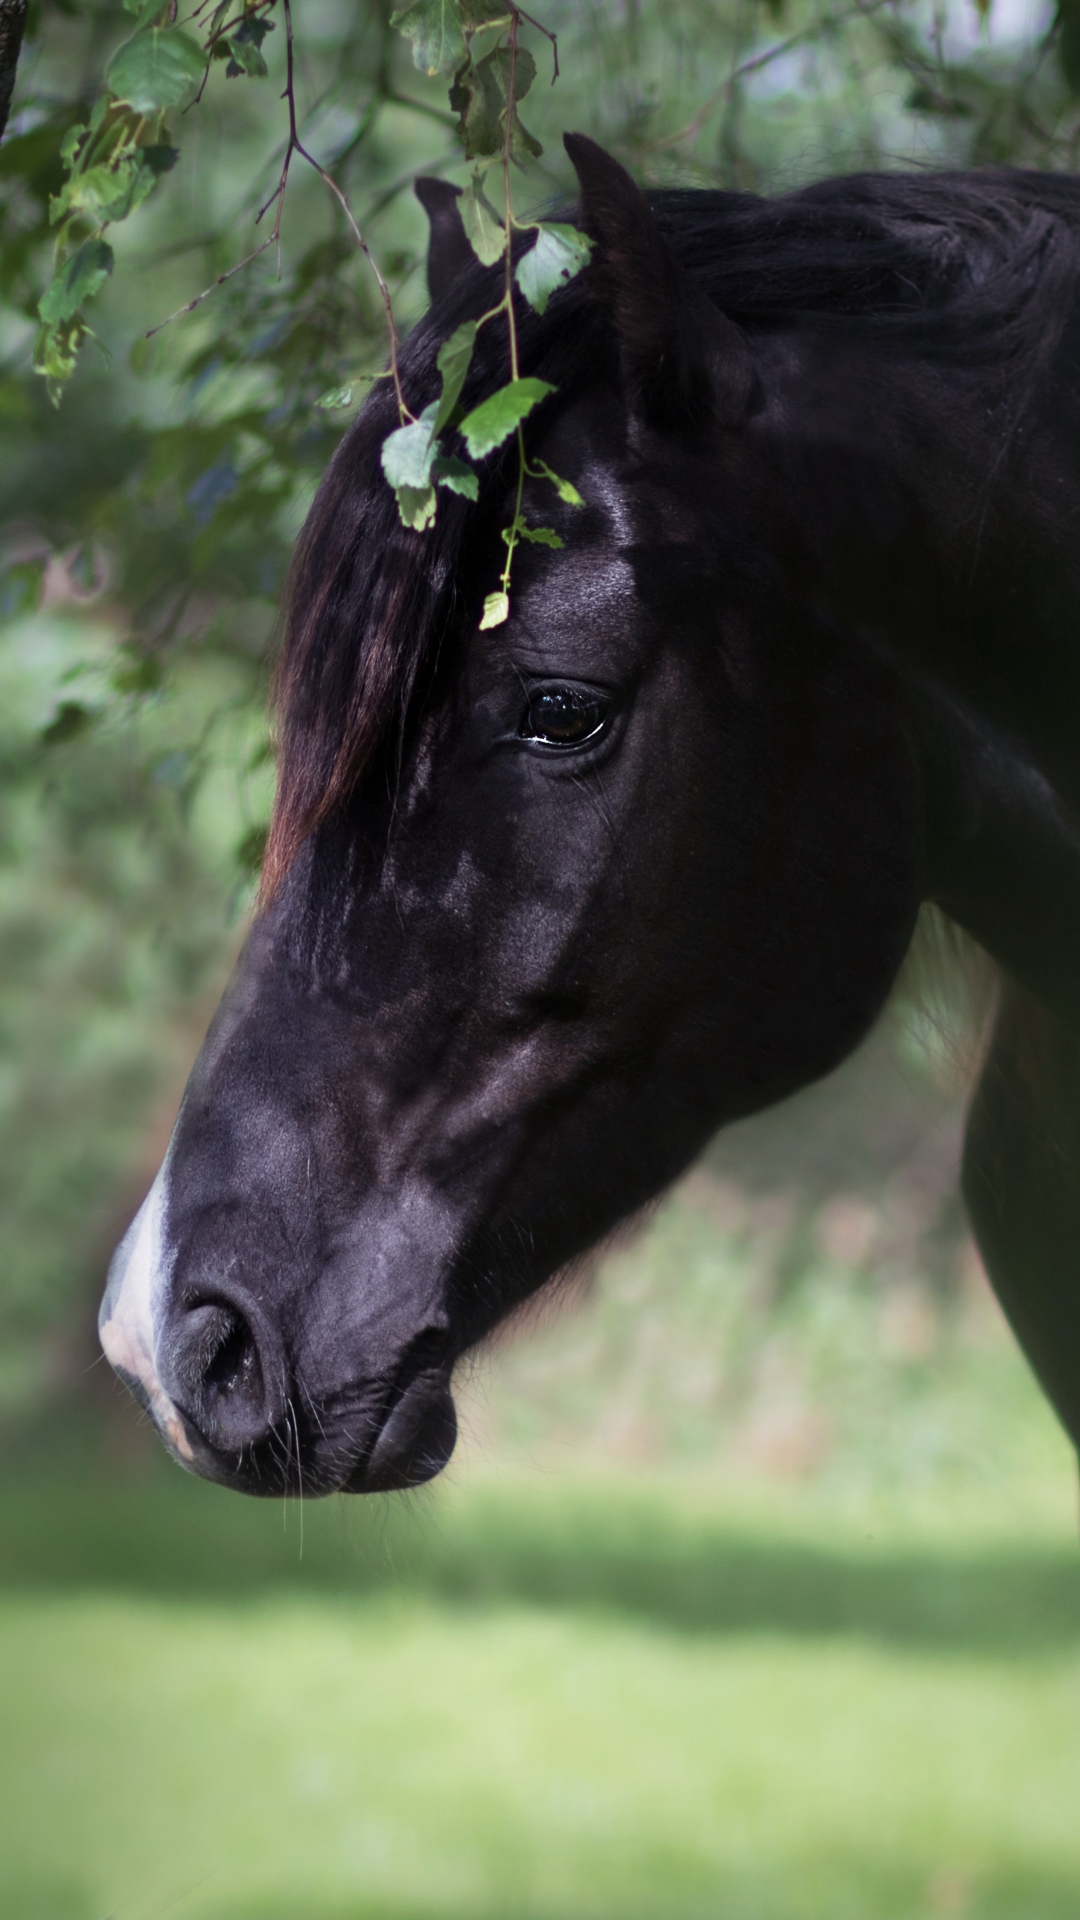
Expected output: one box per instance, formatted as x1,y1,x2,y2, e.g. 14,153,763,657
52,148,168,225
508,108,543,166
460,0,509,23
226,39,269,78
59,124,85,167
450,45,539,162
503,43,537,100
41,700,94,746
432,451,478,499
380,401,439,489
38,239,114,326
34,315,92,400
434,320,477,430
515,223,593,316
142,143,179,176
381,396,476,518
450,49,504,157
518,524,563,548
459,377,555,458
225,18,273,77
458,175,505,266
105,29,205,113
395,484,438,530
390,0,466,76
316,384,354,410
233,14,275,47
479,589,509,629
51,163,124,222
125,0,170,30
531,458,584,507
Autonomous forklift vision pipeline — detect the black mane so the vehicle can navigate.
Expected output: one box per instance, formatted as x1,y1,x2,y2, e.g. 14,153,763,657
264,166,1080,895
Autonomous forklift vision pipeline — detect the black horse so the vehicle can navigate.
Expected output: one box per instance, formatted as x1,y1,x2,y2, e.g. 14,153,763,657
100,135,1080,1495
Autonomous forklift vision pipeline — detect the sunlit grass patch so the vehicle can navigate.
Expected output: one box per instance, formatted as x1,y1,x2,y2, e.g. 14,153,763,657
3,1563,1080,1920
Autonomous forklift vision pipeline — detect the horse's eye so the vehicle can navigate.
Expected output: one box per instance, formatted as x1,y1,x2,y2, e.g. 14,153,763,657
520,685,609,748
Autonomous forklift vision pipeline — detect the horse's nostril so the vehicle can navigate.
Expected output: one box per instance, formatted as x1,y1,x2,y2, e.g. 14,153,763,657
164,1298,271,1451
202,1306,258,1396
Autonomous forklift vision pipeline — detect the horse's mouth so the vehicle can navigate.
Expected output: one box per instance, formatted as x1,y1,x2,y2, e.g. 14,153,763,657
342,1371,458,1493
106,1345,457,1498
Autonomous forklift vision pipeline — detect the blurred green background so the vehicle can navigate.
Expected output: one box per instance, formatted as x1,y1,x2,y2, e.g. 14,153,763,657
4,1,1080,1916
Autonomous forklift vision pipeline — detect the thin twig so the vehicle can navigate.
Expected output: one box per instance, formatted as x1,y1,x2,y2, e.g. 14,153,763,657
519,6,558,80
148,0,409,419
146,235,276,335
280,0,408,416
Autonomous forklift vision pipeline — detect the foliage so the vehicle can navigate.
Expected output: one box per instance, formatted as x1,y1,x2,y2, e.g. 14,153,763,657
5,0,1080,850
377,5,589,623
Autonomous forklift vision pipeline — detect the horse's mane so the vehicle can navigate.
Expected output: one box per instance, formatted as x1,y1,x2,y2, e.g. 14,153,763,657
262,167,1080,899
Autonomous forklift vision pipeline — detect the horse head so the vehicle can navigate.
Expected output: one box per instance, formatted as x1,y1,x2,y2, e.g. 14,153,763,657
99,138,926,1494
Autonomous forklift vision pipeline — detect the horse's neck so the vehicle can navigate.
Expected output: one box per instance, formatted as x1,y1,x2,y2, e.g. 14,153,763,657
773,329,1080,803
908,665,1080,1028
770,335,1080,1022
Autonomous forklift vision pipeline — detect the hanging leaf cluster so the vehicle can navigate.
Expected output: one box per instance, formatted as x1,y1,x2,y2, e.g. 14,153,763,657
34,0,276,403
384,2,591,624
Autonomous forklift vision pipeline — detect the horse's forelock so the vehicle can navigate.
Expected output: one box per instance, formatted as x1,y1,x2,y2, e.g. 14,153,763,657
260,373,473,905
260,248,602,905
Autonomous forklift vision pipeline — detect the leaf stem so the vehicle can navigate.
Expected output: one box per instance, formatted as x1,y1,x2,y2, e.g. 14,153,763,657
497,8,523,602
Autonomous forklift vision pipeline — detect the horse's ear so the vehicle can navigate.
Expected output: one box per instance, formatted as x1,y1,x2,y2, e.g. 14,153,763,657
563,132,752,428
414,177,474,301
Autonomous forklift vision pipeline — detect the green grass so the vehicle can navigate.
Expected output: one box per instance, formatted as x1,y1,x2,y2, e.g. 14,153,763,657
4,1588,1080,1920
3,1461,1080,1652
3,1451,1080,1920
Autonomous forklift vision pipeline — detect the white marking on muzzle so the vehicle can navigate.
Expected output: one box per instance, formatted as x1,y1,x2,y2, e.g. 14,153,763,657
98,1153,194,1462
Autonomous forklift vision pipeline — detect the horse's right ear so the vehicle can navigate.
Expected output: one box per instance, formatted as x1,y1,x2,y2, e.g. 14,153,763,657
414,177,474,301
563,133,752,429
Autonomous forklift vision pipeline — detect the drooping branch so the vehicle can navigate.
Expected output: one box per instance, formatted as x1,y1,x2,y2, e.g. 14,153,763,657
147,0,408,419
0,0,28,143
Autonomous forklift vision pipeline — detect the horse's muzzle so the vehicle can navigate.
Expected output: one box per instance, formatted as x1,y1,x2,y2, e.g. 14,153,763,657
152,1290,457,1496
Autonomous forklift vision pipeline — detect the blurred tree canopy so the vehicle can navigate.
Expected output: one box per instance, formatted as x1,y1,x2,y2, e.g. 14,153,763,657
0,0,1076,1407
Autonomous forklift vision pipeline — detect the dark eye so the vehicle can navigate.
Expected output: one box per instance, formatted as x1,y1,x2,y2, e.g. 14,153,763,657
519,685,610,749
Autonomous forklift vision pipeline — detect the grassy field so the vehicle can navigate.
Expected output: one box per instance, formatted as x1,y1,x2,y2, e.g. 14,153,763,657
3,1436,1080,1920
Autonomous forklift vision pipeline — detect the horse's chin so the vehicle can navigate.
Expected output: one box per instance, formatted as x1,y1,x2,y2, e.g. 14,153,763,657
344,1375,458,1494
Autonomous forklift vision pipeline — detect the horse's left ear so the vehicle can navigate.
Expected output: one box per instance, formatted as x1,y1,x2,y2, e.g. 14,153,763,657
563,133,752,429
415,177,474,301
